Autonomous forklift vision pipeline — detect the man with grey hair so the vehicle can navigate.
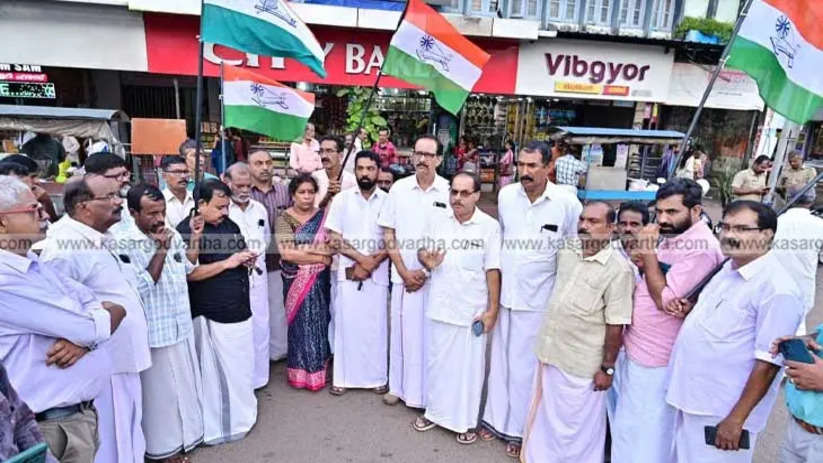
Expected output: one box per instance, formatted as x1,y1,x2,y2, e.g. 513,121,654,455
225,162,272,388
0,175,126,463
778,151,817,199
774,185,823,334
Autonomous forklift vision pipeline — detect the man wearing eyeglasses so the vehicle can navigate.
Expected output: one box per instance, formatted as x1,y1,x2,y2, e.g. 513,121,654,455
39,174,151,463
84,153,135,236
0,175,126,463
411,172,500,446
312,136,357,209
160,155,195,228
663,201,804,462
377,135,450,409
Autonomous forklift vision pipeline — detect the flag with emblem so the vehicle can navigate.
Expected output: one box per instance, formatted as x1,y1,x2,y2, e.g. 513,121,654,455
381,0,491,115
222,65,315,141
201,0,327,78
727,0,823,123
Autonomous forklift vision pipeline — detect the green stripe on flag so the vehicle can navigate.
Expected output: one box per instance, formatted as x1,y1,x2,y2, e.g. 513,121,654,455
224,105,308,142
382,46,470,116
202,4,326,78
727,37,823,124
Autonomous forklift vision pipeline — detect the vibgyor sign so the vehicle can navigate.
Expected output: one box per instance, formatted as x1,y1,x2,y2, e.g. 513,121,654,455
516,39,674,101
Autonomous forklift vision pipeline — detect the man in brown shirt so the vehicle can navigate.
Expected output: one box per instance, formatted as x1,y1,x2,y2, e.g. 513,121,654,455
521,201,634,463
778,151,817,198
732,155,771,202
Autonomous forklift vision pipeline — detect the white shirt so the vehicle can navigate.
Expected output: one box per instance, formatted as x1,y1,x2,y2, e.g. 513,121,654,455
774,208,823,314
665,253,804,432
324,187,389,286
39,216,152,375
0,249,113,412
377,174,451,284
163,188,195,229
497,181,582,311
424,207,502,326
229,199,270,274
312,169,357,208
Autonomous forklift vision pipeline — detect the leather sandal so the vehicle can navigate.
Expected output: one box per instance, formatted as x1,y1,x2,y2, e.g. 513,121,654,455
412,416,436,432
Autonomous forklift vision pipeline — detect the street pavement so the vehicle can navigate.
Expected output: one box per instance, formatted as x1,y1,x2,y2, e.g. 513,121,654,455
190,197,817,462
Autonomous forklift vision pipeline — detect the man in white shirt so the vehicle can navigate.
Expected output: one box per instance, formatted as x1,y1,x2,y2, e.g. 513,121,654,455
774,185,823,334
83,153,136,237
312,136,357,209
226,162,272,389
324,151,390,396
160,155,195,228
39,174,151,463
378,135,451,409
665,200,804,463
478,141,582,458
0,175,126,463
412,172,501,445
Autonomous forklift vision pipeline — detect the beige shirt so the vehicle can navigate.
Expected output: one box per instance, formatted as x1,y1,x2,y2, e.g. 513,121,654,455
779,166,817,193
731,168,767,202
534,241,635,378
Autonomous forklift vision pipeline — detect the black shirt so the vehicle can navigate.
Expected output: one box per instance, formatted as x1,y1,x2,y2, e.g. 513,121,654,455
177,217,251,323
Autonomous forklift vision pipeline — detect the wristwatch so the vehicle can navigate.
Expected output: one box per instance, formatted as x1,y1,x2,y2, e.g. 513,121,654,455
601,365,615,376
421,268,431,278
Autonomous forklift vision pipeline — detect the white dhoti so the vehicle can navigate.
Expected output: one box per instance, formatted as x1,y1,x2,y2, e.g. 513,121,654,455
250,269,271,389
329,270,338,355
673,410,757,463
332,279,389,389
141,335,204,459
424,320,486,433
267,270,287,361
610,350,676,463
94,372,145,463
193,316,257,445
522,364,606,463
481,307,544,441
388,283,429,408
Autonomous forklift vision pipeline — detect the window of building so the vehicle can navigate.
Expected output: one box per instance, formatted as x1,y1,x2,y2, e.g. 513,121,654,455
586,0,613,26
651,0,675,30
547,0,578,22
620,0,645,28
510,0,539,18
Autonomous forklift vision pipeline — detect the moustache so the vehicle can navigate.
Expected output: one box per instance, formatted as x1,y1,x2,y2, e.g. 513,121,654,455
416,162,428,168
721,238,741,249
521,175,534,182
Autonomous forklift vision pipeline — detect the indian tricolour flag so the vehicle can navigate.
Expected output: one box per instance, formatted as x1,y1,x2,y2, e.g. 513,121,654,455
223,65,315,141
382,0,490,115
727,0,823,123
201,0,326,78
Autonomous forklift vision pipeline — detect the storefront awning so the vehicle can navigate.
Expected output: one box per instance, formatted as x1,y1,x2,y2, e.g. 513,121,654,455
548,126,685,145
0,105,128,146
665,63,764,111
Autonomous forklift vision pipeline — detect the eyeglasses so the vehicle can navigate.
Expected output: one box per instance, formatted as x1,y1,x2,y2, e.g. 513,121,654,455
715,222,763,233
413,151,438,159
86,192,121,203
450,189,477,199
0,203,41,216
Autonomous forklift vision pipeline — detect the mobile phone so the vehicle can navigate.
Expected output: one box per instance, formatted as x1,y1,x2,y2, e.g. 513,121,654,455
704,426,750,449
345,266,355,281
779,338,816,364
472,320,484,337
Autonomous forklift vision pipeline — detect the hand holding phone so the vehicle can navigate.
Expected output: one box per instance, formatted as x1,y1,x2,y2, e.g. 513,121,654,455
704,426,750,450
779,338,816,364
472,320,484,337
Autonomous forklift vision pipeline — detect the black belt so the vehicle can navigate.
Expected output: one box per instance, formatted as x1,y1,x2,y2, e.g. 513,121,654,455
35,400,94,422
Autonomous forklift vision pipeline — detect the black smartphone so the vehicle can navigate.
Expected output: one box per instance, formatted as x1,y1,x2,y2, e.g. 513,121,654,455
472,320,484,337
704,426,750,449
779,338,816,364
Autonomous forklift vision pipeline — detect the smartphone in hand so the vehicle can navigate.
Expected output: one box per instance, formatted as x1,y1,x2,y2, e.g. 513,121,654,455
779,338,816,364
472,320,484,337
704,426,750,449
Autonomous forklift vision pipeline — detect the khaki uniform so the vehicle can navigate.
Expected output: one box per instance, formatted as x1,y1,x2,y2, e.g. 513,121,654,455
731,168,767,202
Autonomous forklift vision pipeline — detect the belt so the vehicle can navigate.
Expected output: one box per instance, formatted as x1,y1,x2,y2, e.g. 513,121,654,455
794,415,823,436
35,401,94,422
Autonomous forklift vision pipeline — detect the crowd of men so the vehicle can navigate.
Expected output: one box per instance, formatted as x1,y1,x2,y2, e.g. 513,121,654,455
1,132,823,463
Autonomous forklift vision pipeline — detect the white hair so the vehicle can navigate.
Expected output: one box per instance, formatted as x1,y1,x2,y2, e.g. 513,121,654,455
225,162,251,180
0,175,32,211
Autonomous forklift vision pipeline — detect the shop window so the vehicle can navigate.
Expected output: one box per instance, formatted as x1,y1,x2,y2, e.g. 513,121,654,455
620,0,645,28
586,0,613,26
651,0,675,31
547,0,577,22
510,0,539,18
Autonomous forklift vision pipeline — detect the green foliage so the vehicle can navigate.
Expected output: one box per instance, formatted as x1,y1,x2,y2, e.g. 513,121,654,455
337,87,388,144
711,165,737,207
675,17,734,42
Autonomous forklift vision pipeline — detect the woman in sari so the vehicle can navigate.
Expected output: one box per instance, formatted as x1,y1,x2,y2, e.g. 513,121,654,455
498,140,515,188
275,173,333,391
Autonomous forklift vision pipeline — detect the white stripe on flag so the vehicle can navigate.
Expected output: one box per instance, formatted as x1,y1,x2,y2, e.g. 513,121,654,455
223,80,314,118
390,20,482,92
739,0,823,96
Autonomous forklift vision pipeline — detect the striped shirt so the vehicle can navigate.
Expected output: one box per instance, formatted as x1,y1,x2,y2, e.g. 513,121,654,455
120,226,196,348
251,181,291,271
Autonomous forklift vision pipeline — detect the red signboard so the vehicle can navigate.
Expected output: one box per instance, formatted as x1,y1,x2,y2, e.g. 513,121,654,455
144,13,518,94
0,72,48,82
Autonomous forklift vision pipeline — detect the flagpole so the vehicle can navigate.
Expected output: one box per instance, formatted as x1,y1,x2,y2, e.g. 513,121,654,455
220,62,228,175
667,0,754,180
193,0,206,212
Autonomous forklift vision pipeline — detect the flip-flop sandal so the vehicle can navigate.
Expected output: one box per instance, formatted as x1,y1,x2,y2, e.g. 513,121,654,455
329,386,346,396
477,428,495,441
373,385,388,394
412,416,436,432
456,432,478,445
506,443,521,459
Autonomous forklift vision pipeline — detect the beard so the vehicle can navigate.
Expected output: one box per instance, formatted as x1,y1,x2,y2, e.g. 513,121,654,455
233,195,250,205
357,177,376,190
660,216,693,235
119,184,131,198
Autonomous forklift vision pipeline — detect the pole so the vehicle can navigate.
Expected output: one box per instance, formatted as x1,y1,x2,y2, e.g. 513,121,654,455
764,121,799,206
173,78,181,120
668,0,754,180
192,4,205,212
220,62,228,175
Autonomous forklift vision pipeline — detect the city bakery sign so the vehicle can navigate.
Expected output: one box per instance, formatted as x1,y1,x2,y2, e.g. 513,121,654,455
515,39,674,101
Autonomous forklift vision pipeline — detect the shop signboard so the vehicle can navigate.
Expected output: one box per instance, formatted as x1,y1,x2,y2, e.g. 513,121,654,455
0,63,49,83
665,62,764,111
144,13,518,94
516,39,674,102
0,82,56,99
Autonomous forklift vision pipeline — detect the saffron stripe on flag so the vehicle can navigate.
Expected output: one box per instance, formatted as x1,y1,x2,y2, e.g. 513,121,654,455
761,0,823,49
402,0,489,69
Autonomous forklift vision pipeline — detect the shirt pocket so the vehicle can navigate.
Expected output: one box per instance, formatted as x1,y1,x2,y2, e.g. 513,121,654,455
698,300,752,341
568,280,602,316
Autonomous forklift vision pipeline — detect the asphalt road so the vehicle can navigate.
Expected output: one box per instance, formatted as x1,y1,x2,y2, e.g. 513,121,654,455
189,198,819,463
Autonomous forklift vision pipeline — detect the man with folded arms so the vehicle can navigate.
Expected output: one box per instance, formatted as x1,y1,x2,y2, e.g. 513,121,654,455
0,175,125,463
665,201,804,462
520,201,634,463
